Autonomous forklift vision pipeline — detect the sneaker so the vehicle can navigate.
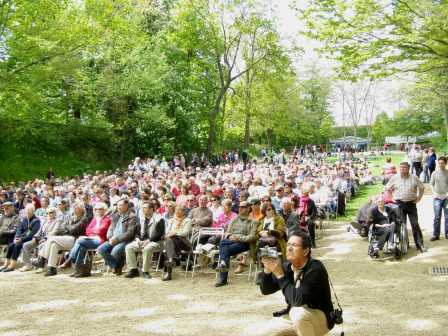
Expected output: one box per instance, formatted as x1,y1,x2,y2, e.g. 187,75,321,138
142,272,152,279
19,265,33,272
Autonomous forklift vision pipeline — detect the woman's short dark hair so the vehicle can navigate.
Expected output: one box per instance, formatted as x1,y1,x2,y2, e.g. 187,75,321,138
289,230,312,257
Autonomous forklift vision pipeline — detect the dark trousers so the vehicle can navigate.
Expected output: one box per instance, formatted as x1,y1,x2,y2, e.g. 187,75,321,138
374,223,395,250
0,232,15,245
397,201,424,248
6,242,23,260
412,162,422,178
218,239,249,281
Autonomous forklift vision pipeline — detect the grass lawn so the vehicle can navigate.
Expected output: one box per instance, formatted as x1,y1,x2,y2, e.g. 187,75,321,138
333,151,405,222
0,150,116,183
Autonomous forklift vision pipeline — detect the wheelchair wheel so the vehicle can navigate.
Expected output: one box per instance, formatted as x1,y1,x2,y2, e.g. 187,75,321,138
397,224,409,256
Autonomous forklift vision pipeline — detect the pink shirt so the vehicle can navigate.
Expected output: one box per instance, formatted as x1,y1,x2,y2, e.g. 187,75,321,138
213,211,237,230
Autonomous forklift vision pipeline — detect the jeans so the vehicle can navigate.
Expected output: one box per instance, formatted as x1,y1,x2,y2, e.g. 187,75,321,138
397,201,424,249
423,165,430,183
218,239,249,282
69,237,101,265
98,241,127,268
433,198,448,238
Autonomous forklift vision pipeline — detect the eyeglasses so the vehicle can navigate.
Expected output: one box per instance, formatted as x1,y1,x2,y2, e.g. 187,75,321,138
266,208,273,211
286,242,302,249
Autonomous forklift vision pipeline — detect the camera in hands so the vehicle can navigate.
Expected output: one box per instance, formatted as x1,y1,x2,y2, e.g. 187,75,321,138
259,246,280,258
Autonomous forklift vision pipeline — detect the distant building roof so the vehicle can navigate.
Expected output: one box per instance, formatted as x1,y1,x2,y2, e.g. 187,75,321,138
329,136,369,145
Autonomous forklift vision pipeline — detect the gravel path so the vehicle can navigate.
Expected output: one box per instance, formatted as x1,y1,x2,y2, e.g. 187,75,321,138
0,191,447,336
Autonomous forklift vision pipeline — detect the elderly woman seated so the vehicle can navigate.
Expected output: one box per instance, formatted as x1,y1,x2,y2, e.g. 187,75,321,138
369,196,397,258
61,202,111,277
257,203,286,259
162,206,192,281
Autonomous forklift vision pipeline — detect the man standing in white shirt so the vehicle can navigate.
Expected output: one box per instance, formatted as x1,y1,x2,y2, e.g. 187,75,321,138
430,157,448,241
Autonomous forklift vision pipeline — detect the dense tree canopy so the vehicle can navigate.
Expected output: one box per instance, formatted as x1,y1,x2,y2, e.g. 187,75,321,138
0,0,337,166
300,0,448,142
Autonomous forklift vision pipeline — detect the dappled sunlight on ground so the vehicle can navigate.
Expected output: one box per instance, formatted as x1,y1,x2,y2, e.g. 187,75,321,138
0,195,447,335
405,319,439,331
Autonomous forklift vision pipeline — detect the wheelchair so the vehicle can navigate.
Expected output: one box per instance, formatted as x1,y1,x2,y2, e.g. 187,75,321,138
367,204,409,260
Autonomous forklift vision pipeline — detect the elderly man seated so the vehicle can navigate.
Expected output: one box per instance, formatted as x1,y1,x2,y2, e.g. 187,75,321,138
124,202,165,279
188,195,213,245
98,198,137,275
40,202,89,276
215,201,257,287
0,202,19,246
279,198,300,236
1,204,41,272
19,206,60,272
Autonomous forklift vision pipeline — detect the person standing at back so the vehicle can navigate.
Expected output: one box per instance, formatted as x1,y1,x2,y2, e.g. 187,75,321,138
429,157,448,241
385,162,426,252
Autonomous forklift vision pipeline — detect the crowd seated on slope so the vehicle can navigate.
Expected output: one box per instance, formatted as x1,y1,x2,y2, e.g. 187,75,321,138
0,148,374,286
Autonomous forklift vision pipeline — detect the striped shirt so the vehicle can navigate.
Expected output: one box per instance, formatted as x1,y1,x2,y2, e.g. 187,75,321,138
386,174,424,202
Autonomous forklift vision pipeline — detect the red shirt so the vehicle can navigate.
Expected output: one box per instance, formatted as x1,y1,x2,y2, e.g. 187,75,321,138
85,216,112,243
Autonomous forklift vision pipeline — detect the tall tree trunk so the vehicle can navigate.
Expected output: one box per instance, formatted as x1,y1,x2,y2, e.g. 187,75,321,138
220,93,227,148
243,71,253,150
267,128,273,150
244,110,250,150
207,88,226,156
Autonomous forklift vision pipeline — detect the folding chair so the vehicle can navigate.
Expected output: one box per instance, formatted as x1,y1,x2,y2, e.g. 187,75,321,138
155,232,194,278
233,247,258,282
191,227,224,278
0,244,7,261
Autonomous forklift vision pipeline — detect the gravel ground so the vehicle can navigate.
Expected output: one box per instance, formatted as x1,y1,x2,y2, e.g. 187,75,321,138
1,193,447,336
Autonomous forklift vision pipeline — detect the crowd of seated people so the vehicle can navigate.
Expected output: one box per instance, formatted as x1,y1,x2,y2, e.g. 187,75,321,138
0,150,370,286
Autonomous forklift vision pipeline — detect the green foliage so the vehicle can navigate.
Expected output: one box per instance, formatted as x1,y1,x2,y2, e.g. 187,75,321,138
301,0,448,78
0,0,339,181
